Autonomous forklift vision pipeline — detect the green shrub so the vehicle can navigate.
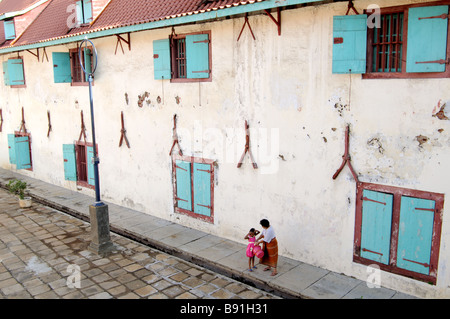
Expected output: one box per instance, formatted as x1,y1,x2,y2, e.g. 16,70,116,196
7,179,28,200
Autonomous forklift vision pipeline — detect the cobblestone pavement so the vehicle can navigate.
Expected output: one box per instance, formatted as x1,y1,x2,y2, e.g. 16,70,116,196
0,188,280,299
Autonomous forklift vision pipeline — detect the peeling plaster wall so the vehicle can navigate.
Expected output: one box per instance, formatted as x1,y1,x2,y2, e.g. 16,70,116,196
0,0,450,298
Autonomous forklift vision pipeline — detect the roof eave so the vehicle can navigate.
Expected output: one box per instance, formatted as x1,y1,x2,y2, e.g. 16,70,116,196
0,0,51,21
0,0,325,54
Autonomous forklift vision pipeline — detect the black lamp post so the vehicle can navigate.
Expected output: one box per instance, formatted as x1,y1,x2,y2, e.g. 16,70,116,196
79,38,114,255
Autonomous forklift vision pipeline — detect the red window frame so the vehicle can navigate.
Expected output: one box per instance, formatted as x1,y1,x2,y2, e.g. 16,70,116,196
74,141,95,190
170,31,212,83
363,0,450,79
171,154,215,224
69,47,93,86
354,182,444,284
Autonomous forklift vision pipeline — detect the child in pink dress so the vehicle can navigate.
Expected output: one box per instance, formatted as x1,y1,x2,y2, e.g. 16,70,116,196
244,228,260,272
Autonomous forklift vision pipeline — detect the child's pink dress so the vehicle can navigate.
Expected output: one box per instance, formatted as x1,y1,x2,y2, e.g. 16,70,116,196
246,237,256,257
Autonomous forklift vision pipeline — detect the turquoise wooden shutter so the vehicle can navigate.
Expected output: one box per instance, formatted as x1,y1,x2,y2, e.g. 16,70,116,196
153,39,172,80
15,136,31,170
83,0,93,24
7,134,16,164
83,48,92,82
3,61,10,86
87,145,95,186
7,59,25,86
396,196,435,275
332,15,367,74
175,160,192,211
75,0,83,26
193,163,212,217
186,34,210,79
63,144,77,181
4,20,15,40
406,5,449,73
360,190,393,265
52,52,72,83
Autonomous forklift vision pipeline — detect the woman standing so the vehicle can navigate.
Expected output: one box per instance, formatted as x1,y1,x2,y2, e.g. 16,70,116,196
255,219,278,276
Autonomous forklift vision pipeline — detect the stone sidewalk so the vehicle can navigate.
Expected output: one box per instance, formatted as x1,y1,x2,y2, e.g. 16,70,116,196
0,187,280,299
0,168,417,299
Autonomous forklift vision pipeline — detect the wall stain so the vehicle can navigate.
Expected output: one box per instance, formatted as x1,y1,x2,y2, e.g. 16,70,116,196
137,92,150,108
432,100,449,120
367,137,384,154
416,135,429,146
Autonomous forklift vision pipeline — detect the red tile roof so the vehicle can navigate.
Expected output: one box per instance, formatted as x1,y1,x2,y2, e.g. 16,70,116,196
10,0,266,48
0,0,47,15
12,0,83,46
92,0,265,30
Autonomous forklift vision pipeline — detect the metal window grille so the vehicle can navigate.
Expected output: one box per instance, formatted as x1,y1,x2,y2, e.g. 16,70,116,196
71,51,84,83
175,38,187,78
76,144,87,182
372,12,404,73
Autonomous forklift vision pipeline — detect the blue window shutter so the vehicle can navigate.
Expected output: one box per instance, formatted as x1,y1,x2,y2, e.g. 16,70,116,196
186,34,210,79
83,48,92,81
83,0,93,24
75,0,83,26
4,20,15,40
332,15,367,74
15,136,31,170
360,190,393,265
193,163,212,217
7,58,25,86
52,52,72,83
153,39,172,80
63,144,77,181
7,134,16,164
175,160,192,211
406,5,449,73
3,61,10,86
86,145,95,186
396,196,435,275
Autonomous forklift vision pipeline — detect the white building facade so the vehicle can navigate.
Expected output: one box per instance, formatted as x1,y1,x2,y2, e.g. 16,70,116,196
0,0,449,297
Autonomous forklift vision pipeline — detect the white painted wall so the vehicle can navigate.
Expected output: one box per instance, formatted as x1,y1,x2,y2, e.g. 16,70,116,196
1,0,449,298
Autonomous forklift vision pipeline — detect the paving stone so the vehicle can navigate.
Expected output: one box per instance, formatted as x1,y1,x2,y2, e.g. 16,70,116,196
99,280,121,290
108,285,128,297
211,289,234,299
124,263,144,273
170,272,190,282
151,279,172,291
89,292,113,299
118,292,140,299
135,285,157,297
35,290,59,299
196,283,218,296
28,284,51,296
225,282,246,294
125,279,147,291
183,277,205,289
162,285,186,298
176,291,198,299
92,273,113,284
237,289,262,299
1,283,24,296
147,292,169,299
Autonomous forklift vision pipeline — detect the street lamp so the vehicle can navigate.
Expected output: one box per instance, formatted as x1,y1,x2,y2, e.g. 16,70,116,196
79,38,114,255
